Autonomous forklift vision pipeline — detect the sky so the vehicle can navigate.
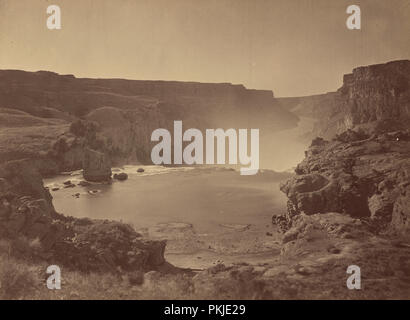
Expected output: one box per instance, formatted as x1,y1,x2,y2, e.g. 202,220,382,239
0,0,409,97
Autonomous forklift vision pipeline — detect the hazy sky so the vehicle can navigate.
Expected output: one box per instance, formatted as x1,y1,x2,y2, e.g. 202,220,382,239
0,0,409,96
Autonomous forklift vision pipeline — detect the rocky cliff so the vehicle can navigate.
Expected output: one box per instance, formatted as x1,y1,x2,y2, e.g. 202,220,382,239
280,130,410,233
0,69,298,173
340,60,410,123
278,60,410,139
270,61,410,299
273,126,410,298
279,60,410,233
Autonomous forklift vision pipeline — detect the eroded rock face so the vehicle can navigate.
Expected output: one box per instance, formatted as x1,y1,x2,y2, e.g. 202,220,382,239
82,148,112,182
280,129,410,233
280,173,338,215
278,60,410,140
340,60,410,124
268,62,410,298
277,64,410,230
0,160,166,272
0,70,299,166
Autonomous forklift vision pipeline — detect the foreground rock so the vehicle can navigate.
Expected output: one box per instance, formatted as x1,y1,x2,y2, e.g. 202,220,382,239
82,148,112,182
280,129,410,234
0,159,166,273
268,62,410,298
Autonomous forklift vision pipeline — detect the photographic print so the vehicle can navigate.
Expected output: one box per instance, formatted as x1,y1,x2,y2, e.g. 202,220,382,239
0,0,409,305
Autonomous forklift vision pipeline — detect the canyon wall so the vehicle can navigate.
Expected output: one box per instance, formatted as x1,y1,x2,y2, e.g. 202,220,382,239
278,60,410,139
278,60,410,234
0,69,291,124
0,70,298,172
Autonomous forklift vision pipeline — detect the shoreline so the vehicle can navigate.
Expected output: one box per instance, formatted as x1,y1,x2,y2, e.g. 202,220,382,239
44,166,290,269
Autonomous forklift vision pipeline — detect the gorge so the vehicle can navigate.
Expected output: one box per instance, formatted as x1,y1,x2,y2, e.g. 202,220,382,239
0,59,410,299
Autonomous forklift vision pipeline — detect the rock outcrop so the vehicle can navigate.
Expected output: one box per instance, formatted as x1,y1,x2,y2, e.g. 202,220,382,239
340,60,410,124
280,129,410,233
0,159,166,272
273,110,410,298
263,60,410,299
279,60,410,235
278,60,410,140
82,148,112,182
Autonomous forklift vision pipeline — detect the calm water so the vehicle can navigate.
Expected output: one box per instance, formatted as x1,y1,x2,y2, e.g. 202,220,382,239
44,166,288,234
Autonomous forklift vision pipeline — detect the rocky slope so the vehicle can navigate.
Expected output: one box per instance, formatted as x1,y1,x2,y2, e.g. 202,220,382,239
280,129,410,232
279,60,410,231
265,60,410,298
0,159,166,273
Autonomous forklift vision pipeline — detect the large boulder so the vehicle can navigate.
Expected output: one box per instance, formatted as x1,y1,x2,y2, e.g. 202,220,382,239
82,148,112,182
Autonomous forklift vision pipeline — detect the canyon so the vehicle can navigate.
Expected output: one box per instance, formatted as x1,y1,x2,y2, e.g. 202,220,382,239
0,59,410,299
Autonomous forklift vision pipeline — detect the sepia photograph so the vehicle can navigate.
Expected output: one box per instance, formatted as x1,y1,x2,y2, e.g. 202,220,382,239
0,0,409,305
